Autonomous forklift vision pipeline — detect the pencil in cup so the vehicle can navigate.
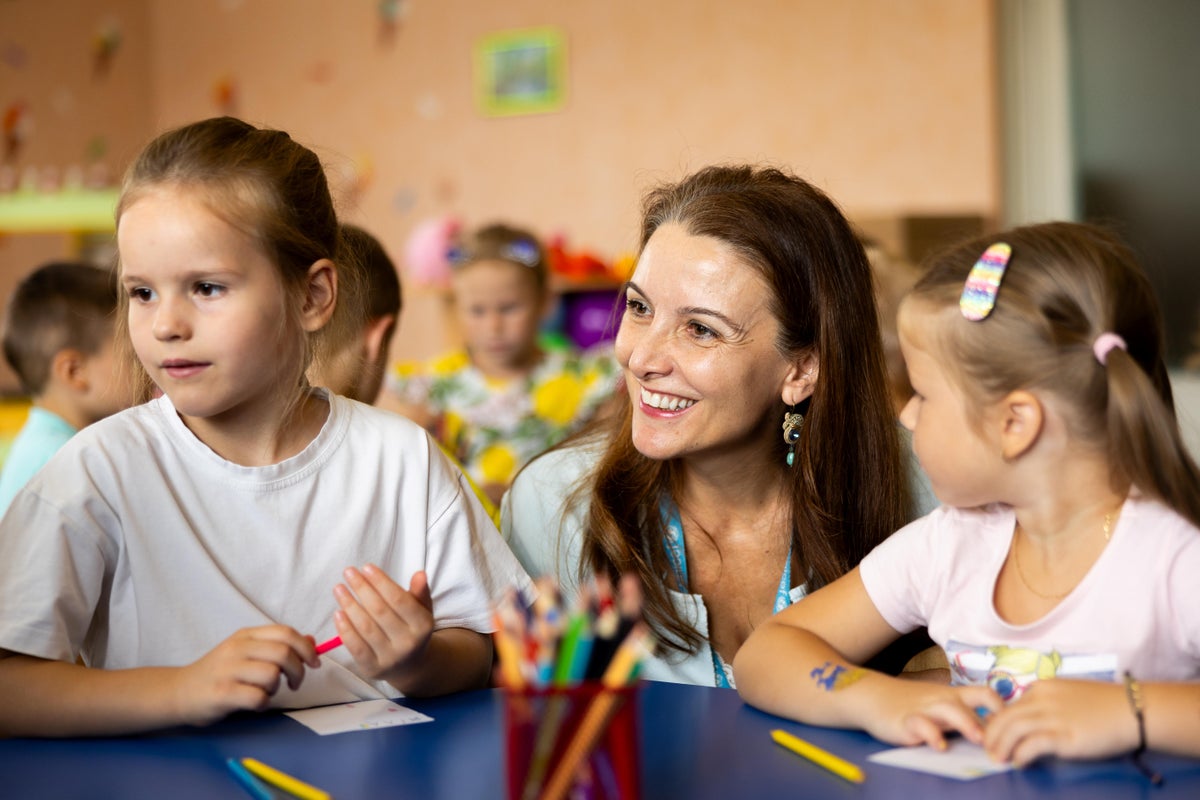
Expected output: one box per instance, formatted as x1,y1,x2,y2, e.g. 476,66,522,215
533,625,653,800
505,683,641,800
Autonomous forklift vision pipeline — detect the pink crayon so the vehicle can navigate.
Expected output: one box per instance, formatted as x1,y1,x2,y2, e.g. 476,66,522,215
315,635,343,655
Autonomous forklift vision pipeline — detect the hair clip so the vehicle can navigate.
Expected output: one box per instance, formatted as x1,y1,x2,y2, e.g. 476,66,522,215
502,239,540,268
959,242,1011,321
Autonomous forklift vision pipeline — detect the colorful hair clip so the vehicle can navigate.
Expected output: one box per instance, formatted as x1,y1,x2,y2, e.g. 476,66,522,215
502,239,540,268
959,242,1012,321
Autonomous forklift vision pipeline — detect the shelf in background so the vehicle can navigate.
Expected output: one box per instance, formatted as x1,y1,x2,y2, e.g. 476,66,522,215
0,189,120,233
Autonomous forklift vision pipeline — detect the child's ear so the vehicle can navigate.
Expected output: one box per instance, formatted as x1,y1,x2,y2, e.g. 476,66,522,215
780,350,819,407
51,349,88,391
301,258,337,332
363,313,397,364
997,389,1044,460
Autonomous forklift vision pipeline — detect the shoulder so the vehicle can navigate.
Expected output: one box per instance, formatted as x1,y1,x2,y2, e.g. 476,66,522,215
509,438,602,500
869,503,1009,563
1125,493,1200,557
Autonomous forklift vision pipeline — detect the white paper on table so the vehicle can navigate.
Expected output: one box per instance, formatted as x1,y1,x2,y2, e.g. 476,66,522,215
284,699,434,735
867,739,1014,781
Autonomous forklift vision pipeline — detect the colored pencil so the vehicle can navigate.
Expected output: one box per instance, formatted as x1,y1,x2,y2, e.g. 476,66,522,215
539,625,654,800
226,758,278,800
314,635,342,655
770,729,865,784
241,758,332,800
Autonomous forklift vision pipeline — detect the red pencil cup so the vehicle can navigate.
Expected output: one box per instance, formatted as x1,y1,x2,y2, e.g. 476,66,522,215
503,683,641,800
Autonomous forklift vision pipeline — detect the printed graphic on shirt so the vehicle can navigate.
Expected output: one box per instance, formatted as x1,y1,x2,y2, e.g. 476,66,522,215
946,640,1117,701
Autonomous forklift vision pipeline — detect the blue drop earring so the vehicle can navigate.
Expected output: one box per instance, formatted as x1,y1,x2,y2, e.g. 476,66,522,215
782,407,803,467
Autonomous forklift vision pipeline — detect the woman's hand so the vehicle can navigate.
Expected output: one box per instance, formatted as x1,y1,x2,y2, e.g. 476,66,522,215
983,679,1137,766
865,681,1004,750
332,565,435,685
174,625,319,726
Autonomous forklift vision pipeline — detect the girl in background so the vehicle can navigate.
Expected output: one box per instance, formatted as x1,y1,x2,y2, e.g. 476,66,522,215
735,222,1200,770
384,222,618,506
0,117,530,737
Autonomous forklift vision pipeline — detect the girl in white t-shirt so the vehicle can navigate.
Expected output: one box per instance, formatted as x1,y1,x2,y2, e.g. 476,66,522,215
734,222,1200,773
0,117,530,737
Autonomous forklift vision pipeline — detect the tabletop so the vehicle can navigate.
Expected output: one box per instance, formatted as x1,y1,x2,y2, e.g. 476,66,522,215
2,680,1198,799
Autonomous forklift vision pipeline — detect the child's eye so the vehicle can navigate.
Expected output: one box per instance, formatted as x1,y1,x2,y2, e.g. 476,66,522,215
128,287,154,302
194,282,223,297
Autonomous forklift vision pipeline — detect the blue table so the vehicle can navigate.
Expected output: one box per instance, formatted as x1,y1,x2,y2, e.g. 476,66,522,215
2,681,1197,798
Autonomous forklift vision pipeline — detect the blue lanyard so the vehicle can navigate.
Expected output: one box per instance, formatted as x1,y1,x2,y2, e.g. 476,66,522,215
661,502,794,688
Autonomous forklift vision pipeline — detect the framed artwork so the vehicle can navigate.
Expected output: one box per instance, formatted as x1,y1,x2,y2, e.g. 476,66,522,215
474,27,566,117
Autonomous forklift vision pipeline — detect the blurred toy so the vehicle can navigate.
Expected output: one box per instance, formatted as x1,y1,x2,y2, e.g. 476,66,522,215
402,215,460,288
545,234,617,283
212,77,237,115
3,101,30,163
92,22,121,75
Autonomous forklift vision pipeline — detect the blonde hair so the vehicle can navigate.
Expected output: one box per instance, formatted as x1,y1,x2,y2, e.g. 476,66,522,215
907,221,1200,526
115,117,364,402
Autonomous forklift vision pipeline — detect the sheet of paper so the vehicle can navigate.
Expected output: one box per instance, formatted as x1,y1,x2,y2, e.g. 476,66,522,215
867,740,1014,781
284,699,433,735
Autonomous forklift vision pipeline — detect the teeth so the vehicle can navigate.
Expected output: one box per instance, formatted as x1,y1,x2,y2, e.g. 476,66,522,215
641,388,695,411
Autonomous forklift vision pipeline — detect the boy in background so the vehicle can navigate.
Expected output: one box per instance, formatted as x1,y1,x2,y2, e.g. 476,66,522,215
312,223,402,404
0,261,133,515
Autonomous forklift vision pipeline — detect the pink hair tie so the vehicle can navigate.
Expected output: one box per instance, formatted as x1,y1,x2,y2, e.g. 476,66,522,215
1093,332,1127,365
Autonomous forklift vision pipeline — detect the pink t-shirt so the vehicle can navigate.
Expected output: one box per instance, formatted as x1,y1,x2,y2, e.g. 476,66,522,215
860,495,1200,700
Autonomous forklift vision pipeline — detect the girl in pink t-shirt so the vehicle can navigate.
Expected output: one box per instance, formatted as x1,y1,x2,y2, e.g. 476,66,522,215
734,222,1200,774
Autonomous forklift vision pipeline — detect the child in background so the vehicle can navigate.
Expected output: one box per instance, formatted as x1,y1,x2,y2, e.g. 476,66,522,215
0,116,531,737
0,261,134,515
309,223,401,404
734,222,1200,769
383,222,618,506
310,223,501,526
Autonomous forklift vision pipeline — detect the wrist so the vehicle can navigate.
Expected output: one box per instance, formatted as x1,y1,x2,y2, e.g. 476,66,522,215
1123,671,1163,785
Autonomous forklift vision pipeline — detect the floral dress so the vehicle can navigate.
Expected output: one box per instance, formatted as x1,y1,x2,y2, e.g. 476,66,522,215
385,347,619,490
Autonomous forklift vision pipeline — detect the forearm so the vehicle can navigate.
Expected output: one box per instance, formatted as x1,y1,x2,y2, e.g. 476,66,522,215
733,621,897,729
0,653,186,737
384,628,492,697
1144,682,1200,757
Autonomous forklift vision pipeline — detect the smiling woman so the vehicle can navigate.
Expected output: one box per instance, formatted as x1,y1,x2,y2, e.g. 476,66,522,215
502,164,938,687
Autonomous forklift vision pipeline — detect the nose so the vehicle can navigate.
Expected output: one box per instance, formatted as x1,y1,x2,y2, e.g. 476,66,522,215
617,319,672,380
152,295,190,341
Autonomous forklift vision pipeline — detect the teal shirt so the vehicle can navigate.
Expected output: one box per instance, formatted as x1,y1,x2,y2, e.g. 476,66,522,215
0,408,76,517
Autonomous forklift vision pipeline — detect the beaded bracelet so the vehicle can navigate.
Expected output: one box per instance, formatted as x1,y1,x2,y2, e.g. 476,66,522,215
1122,671,1163,786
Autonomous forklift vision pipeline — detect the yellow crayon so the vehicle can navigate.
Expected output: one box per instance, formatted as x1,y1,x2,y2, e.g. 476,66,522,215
241,757,332,800
770,728,865,784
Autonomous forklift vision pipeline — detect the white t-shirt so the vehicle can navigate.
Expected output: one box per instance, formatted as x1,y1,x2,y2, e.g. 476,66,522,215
859,496,1200,699
0,391,532,707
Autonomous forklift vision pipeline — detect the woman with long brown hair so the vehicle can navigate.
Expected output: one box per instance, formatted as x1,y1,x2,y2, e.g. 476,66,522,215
503,164,934,686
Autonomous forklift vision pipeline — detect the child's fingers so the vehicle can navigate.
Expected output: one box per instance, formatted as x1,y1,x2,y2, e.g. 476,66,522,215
230,631,312,691
984,708,1047,765
406,570,432,611
237,624,320,667
900,713,951,750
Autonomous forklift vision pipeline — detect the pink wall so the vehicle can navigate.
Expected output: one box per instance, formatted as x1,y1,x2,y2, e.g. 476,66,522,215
2,0,998,383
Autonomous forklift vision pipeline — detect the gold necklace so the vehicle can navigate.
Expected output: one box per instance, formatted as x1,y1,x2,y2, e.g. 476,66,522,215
1012,512,1114,600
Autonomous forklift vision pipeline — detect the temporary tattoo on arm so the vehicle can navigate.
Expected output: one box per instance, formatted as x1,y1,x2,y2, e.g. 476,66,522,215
809,660,866,692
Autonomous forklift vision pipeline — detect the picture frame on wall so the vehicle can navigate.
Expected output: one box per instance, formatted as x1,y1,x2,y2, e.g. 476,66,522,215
474,27,566,117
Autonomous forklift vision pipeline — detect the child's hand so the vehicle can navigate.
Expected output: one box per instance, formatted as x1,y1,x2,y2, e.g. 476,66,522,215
866,681,1004,750
175,625,319,726
983,679,1138,766
332,565,434,684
